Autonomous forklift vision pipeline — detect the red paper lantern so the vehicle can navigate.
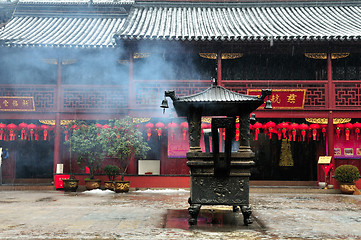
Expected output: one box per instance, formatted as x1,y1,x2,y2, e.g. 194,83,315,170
0,123,6,141
235,122,240,141
344,122,353,141
335,124,344,139
309,124,320,141
18,122,28,140
353,122,361,140
320,124,327,138
145,123,154,141
299,123,309,142
27,123,36,141
41,125,50,140
7,123,17,141
289,123,299,141
265,121,276,140
180,122,188,140
253,122,263,140
155,122,165,139
167,122,179,141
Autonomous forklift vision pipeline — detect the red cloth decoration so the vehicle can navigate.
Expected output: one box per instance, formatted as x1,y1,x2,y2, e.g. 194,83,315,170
321,163,333,175
309,124,320,141
344,122,353,141
167,122,178,141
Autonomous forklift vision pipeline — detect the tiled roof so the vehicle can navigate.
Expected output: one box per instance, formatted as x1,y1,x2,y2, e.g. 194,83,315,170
178,85,260,102
116,2,361,42
18,0,134,4
0,16,125,47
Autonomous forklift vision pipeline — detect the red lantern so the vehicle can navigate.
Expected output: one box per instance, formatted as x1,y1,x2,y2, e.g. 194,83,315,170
27,123,36,141
180,122,188,140
235,122,240,141
253,122,263,141
155,122,165,139
167,122,179,141
41,125,50,140
63,125,69,141
344,122,353,141
309,124,320,141
353,122,361,140
7,123,17,141
0,123,6,141
335,124,344,139
299,124,309,142
18,122,28,140
320,124,327,138
145,123,154,141
289,123,299,141
265,121,276,140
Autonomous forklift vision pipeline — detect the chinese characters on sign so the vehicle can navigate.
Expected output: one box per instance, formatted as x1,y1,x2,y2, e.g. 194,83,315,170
0,97,35,111
247,89,306,109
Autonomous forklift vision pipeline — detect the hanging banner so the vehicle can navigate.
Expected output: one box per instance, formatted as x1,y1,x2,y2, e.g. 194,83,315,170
0,97,35,111
247,89,306,109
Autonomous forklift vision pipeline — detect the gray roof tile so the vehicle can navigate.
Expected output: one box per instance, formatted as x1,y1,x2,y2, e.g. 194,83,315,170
116,2,361,42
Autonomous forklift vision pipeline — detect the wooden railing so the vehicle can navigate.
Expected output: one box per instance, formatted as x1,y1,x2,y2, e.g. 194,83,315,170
0,79,360,113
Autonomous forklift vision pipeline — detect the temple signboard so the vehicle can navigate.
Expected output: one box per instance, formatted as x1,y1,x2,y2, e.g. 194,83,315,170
247,89,306,109
0,97,35,111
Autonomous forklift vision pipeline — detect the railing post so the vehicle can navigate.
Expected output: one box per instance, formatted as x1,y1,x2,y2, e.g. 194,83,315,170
326,53,335,185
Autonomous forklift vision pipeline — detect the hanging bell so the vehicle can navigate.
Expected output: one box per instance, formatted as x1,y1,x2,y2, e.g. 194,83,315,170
160,98,169,114
264,99,273,109
250,113,256,124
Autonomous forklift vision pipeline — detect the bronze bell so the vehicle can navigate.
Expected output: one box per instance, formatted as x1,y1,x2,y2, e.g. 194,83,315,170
160,98,169,109
264,99,272,109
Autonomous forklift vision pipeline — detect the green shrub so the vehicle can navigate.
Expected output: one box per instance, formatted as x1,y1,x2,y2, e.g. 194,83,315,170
103,165,121,181
334,165,360,183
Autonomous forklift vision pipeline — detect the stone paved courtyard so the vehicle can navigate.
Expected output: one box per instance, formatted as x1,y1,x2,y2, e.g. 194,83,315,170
0,189,360,239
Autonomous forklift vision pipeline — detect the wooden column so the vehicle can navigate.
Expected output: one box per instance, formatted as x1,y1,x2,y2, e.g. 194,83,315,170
128,50,135,114
53,58,62,175
326,53,335,185
217,51,222,86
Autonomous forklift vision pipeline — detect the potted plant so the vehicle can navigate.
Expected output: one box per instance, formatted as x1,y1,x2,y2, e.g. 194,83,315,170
100,117,150,193
334,165,360,194
103,164,120,190
67,122,106,190
63,132,79,192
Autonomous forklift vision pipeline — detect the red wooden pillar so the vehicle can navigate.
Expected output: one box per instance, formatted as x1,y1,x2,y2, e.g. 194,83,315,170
326,53,335,185
217,51,222,86
127,51,137,174
53,59,62,175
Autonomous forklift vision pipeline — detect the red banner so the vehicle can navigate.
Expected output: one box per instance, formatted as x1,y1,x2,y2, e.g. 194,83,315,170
247,89,306,109
0,97,35,111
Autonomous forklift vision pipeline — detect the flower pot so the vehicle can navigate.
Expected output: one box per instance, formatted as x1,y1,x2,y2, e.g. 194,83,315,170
114,181,130,193
85,179,101,190
104,181,115,191
339,183,356,194
62,179,79,192
318,182,326,189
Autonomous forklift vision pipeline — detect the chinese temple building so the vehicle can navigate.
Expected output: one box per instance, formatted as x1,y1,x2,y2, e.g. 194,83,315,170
0,0,361,188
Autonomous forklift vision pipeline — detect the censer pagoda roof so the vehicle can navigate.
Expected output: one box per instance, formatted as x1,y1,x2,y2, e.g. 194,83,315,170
167,85,265,117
